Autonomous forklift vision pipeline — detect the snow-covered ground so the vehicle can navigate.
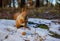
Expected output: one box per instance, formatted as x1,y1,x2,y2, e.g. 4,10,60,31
0,18,60,41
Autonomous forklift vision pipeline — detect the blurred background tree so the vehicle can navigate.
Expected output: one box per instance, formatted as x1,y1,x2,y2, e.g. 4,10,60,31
2,0,60,8
0,0,2,8
2,0,11,8
56,0,60,9
0,0,60,19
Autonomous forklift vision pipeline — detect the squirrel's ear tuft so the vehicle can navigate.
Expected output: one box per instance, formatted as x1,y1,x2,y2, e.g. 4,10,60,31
13,12,20,20
22,7,27,12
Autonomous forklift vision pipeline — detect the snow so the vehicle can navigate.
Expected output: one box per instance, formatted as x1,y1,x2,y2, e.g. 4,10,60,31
45,36,60,41
0,18,60,41
28,18,52,24
36,28,49,36
49,24,60,35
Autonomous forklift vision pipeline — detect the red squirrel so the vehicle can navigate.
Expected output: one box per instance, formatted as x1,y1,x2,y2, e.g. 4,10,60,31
14,8,28,29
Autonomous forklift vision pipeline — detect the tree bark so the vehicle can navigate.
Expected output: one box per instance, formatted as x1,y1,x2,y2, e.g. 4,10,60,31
9,0,11,7
20,0,26,8
13,0,15,7
35,0,40,8
0,0,2,7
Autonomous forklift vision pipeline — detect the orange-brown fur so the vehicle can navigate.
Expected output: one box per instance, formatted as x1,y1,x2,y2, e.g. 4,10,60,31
13,12,20,20
14,8,27,29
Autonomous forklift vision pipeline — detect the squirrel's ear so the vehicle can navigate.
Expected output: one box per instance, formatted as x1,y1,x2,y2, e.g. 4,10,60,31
22,7,27,12
13,13,20,20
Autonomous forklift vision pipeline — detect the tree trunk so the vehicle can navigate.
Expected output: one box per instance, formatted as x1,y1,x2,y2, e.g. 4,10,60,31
9,0,11,7
35,0,40,8
46,0,48,6
20,0,26,8
13,0,15,7
0,0,2,7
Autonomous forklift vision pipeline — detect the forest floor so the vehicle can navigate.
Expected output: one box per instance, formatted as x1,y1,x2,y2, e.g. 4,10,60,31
0,18,60,41
0,7,60,19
